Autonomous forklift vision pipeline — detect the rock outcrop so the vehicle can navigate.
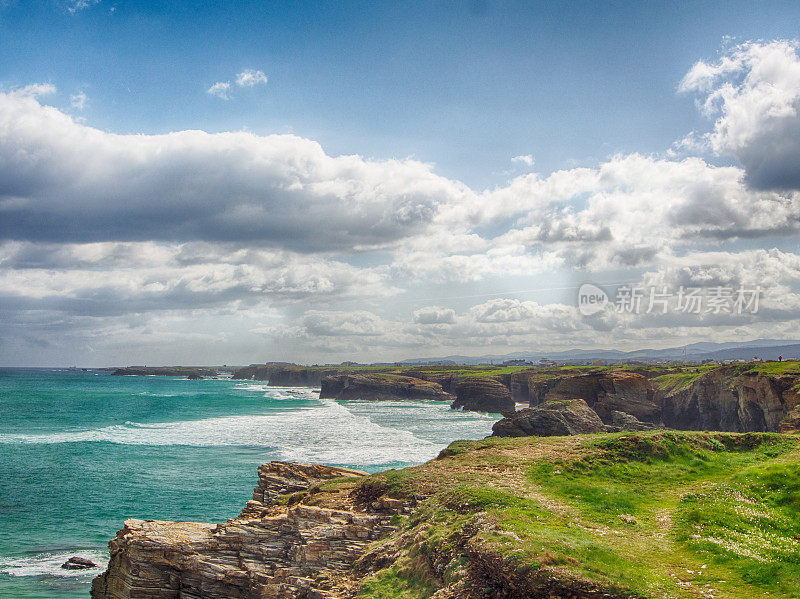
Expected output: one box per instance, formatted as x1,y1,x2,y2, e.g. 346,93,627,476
605,410,658,432
320,373,455,402
111,366,219,377
656,367,800,432
491,399,606,437
528,371,659,423
450,377,515,413
91,462,398,599
232,365,344,387
779,407,800,433
61,556,97,570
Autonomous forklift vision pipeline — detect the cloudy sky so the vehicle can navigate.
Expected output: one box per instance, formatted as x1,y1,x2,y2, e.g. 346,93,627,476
2,1,800,366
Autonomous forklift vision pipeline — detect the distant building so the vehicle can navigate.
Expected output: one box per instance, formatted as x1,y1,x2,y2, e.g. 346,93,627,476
502,359,533,366
538,358,558,367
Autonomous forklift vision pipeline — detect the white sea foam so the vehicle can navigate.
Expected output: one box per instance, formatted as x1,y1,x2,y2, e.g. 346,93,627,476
0,397,494,466
0,550,107,578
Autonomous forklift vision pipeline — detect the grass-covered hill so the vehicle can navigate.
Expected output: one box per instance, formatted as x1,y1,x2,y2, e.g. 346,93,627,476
308,431,800,598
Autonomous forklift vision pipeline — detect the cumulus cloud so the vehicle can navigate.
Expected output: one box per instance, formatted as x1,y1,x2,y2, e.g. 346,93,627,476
6,39,800,363
0,91,465,251
207,81,231,99
412,306,456,324
680,40,800,190
235,69,268,87
11,83,56,98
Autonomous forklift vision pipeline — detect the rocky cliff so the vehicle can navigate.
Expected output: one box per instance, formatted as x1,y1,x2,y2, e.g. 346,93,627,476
450,377,515,413
111,366,220,377
91,462,399,599
527,370,659,423
232,365,346,386
92,432,800,599
320,374,455,402
654,366,800,432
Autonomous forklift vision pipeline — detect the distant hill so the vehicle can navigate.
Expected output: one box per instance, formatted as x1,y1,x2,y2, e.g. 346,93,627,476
400,339,800,365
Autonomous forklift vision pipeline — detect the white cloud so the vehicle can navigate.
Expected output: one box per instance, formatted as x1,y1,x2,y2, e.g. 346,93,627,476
6,38,800,364
235,69,268,87
0,91,466,252
412,306,456,324
511,154,534,167
680,40,800,190
68,0,101,13
207,81,231,99
11,83,56,98
70,92,87,110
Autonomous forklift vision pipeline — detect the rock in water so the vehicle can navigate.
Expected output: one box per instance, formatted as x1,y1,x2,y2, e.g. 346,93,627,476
451,377,515,413
61,556,97,570
491,399,606,437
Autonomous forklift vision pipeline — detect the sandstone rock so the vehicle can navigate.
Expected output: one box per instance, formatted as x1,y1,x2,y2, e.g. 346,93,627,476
491,399,606,437
245,461,368,516
779,407,800,433
605,410,658,432
92,462,394,599
656,366,798,432
111,366,217,377
61,556,97,570
451,377,515,413
320,374,454,402
529,371,659,423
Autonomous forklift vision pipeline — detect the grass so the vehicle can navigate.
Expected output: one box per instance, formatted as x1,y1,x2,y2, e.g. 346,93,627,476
358,561,438,599
349,431,800,599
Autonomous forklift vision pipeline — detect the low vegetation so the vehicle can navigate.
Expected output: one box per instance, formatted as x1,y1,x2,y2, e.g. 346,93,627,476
349,431,800,598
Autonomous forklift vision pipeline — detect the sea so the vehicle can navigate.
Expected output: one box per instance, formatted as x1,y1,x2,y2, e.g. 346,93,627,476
0,368,498,598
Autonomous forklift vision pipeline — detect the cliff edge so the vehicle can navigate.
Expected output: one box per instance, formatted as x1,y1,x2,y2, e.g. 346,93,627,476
93,431,800,599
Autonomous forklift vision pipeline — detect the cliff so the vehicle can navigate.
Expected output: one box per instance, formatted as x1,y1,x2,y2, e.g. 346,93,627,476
91,462,396,599
228,361,800,429
232,365,347,386
93,431,800,598
320,374,455,402
450,377,515,413
653,365,800,432
111,366,219,377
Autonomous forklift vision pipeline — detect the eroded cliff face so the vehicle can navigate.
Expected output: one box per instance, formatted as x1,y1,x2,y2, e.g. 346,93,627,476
319,374,455,402
656,368,800,432
526,371,659,423
450,377,515,413
91,462,399,599
232,366,343,387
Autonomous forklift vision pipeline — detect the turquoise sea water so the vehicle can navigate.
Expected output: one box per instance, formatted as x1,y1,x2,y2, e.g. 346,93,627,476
0,368,497,598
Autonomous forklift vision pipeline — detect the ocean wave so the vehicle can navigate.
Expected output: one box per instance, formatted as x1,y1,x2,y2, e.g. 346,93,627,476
0,399,472,466
0,550,107,578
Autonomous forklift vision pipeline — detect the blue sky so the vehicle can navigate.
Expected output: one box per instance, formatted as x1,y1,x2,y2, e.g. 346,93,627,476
3,1,799,187
2,1,800,365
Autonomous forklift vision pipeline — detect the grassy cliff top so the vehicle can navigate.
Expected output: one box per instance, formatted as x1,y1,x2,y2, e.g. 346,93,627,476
250,359,800,380
306,431,800,598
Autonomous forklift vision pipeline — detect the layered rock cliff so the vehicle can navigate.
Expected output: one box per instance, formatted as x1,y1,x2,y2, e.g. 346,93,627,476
450,377,515,413
92,433,800,599
232,365,346,387
509,366,800,434
654,366,800,432
320,374,455,402
91,462,399,599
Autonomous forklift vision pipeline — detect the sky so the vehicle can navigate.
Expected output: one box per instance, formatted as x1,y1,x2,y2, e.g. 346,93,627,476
2,1,800,366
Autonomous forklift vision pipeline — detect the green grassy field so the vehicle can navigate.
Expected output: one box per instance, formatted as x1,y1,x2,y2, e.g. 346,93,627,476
347,431,800,598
